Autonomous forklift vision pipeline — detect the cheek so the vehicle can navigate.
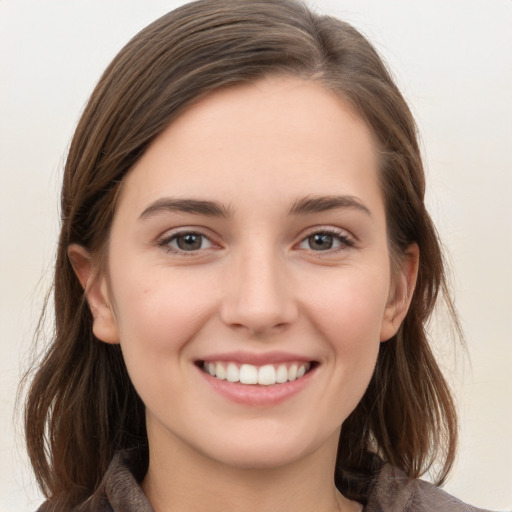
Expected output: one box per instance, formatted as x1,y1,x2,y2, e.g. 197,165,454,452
307,267,390,349
108,266,217,382
304,267,389,406
108,268,221,425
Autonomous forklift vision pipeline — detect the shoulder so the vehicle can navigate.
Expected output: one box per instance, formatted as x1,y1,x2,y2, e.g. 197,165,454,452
78,450,152,511
36,451,152,512
366,463,493,512
37,451,494,512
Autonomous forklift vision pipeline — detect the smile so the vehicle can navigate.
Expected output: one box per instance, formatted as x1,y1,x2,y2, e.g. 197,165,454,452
201,361,313,386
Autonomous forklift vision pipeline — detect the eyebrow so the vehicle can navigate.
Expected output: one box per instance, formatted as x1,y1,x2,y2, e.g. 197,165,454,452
138,194,371,221
288,195,371,217
139,198,232,220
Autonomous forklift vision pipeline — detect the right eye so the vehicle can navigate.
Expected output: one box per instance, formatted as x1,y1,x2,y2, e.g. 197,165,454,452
160,232,214,253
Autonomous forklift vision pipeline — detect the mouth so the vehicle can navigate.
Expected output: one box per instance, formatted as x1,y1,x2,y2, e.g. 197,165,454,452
197,360,317,386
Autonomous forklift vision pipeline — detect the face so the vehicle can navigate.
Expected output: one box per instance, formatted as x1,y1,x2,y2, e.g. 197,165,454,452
78,76,414,470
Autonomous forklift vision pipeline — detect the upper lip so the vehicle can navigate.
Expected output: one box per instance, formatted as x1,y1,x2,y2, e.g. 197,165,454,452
198,351,316,366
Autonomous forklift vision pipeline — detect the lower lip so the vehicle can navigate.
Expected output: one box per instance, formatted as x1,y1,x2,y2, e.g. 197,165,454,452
197,365,316,406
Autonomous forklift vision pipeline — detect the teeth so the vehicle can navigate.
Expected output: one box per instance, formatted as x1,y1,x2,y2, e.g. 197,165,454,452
288,363,298,381
226,362,239,383
215,362,226,380
276,364,288,383
258,364,276,386
202,361,311,385
240,364,258,384
296,364,306,378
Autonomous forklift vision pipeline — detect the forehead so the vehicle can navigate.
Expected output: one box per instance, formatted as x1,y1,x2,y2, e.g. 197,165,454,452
116,75,383,219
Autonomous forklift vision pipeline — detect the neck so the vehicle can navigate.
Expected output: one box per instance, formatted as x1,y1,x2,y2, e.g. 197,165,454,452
141,424,361,512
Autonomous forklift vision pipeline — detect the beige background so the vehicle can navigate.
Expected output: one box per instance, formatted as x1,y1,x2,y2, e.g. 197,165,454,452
1,0,511,510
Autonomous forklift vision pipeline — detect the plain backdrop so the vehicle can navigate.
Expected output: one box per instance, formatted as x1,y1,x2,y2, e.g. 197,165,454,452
1,1,511,510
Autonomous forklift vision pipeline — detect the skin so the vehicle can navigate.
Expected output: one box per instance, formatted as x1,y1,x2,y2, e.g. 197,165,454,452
70,75,418,512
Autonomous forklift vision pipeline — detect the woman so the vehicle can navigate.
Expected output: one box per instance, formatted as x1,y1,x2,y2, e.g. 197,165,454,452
23,0,491,510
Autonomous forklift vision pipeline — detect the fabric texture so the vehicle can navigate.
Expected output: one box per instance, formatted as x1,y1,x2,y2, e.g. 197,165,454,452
38,449,493,512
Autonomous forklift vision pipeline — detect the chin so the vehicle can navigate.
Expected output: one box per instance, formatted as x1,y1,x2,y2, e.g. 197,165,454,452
196,424,340,471
207,447,309,471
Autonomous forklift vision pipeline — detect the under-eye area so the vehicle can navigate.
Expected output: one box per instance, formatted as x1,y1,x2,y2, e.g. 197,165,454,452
196,360,318,386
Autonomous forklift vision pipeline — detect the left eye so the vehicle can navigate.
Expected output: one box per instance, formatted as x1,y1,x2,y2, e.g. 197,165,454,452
298,232,351,251
164,232,213,252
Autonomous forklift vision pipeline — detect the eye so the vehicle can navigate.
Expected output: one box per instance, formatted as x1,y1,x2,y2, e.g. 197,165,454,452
160,231,214,253
298,230,354,252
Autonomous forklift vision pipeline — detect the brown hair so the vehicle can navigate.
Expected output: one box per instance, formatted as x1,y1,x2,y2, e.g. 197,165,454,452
24,0,459,508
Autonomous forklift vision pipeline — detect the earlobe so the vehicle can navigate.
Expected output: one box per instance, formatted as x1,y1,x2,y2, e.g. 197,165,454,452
68,244,120,344
380,244,419,342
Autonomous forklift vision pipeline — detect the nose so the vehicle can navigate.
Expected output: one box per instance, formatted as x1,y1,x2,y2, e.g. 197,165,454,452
220,246,298,336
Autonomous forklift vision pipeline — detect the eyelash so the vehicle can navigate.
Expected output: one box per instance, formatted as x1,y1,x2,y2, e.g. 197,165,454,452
297,228,355,254
157,227,355,255
158,230,216,255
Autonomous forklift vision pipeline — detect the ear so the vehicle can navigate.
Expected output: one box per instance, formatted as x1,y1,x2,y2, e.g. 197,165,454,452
380,244,419,342
68,244,120,344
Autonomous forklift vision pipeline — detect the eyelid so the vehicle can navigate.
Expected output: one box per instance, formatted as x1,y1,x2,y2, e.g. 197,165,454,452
155,225,356,255
295,225,356,252
157,227,221,254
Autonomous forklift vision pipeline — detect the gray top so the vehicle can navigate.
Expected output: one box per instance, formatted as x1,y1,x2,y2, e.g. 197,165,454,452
38,450,493,512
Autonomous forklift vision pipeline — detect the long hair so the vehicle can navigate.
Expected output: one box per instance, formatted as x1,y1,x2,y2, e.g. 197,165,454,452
24,0,459,508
